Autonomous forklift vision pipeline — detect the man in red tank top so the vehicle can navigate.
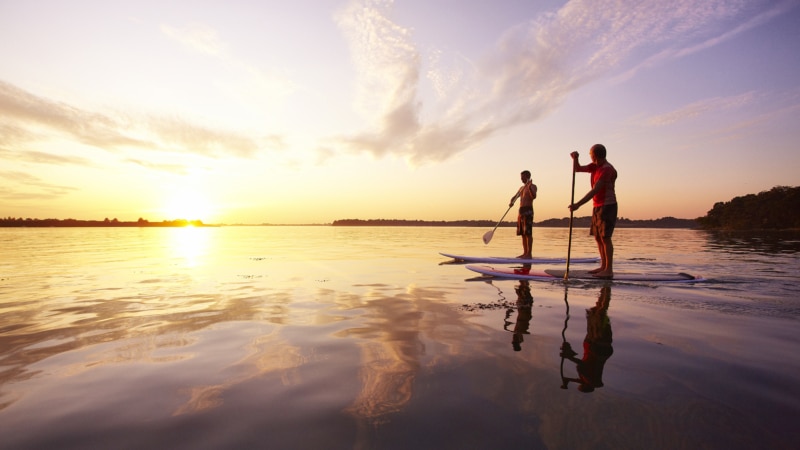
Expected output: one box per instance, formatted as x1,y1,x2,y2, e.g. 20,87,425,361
568,144,618,278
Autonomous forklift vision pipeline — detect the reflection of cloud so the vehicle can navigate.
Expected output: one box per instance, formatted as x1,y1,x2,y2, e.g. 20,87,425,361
173,335,305,416
0,288,268,413
333,0,764,165
341,295,423,423
0,80,272,160
338,284,471,426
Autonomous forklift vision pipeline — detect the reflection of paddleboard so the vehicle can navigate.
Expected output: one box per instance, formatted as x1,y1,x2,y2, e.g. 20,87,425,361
440,252,599,264
465,265,703,283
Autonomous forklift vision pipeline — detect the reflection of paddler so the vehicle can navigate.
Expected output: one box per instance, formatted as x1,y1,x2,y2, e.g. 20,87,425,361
560,285,613,392
514,263,532,275
512,280,533,351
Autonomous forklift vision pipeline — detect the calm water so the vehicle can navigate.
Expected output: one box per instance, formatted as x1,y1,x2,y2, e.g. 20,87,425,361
1,226,798,450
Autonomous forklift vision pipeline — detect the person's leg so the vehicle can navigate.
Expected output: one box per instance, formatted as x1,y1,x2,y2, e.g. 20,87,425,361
594,237,613,278
593,204,616,278
589,234,605,273
518,211,533,258
523,235,532,258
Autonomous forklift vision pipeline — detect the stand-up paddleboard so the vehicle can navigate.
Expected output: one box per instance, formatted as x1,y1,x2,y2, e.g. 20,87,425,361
465,265,703,283
440,252,599,265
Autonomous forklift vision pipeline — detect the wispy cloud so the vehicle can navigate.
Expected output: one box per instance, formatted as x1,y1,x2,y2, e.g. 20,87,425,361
614,0,796,83
0,170,77,200
161,22,297,99
161,23,226,56
145,116,261,158
0,80,271,160
333,0,763,165
125,158,192,175
646,91,757,126
0,81,148,150
0,148,92,166
663,88,800,145
334,0,423,160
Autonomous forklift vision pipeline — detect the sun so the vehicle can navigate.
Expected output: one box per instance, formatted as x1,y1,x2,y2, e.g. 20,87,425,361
163,189,214,222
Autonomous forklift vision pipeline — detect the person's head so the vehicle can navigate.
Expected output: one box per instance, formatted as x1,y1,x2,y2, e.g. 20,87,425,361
589,144,607,162
520,170,531,182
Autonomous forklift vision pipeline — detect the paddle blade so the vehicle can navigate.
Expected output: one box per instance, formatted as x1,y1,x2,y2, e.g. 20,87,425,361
482,230,494,244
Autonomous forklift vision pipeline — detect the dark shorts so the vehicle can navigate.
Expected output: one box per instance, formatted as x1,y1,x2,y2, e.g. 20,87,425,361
590,203,617,238
517,206,534,237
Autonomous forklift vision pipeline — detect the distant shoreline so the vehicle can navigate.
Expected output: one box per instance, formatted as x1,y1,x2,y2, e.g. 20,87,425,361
329,217,699,228
0,218,214,228
1,216,699,228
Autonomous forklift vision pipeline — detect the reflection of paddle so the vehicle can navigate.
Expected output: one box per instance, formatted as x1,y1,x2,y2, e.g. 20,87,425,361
564,161,577,280
559,284,572,389
482,204,513,245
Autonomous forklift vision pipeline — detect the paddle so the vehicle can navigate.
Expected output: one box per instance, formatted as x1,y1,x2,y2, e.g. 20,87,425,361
564,161,576,280
482,204,513,245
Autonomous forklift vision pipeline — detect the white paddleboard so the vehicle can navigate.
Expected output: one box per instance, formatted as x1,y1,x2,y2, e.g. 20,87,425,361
465,264,703,283
440,252,599,265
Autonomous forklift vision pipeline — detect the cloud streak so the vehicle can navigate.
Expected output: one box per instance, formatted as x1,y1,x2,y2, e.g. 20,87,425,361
0,170,77,200
161,22,297,100
161,23,226,56
0,148,92,166
333,0,764,165
614,0,796,83
647,91,757,126
0,80,270,161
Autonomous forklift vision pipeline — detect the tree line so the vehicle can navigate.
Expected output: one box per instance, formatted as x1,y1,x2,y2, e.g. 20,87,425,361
0,217,208,227
696,186,799,230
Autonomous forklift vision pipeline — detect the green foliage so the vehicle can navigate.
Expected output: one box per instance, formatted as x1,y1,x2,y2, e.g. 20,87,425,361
697,186,800,230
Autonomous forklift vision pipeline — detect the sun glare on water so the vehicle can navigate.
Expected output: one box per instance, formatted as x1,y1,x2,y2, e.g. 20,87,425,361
170,226,211,267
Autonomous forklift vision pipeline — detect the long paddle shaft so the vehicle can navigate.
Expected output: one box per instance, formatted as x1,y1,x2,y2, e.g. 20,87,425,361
564,165,576,280
482,204,513,245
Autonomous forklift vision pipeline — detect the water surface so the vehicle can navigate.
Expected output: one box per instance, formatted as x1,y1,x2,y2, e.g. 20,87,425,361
1,227,797,449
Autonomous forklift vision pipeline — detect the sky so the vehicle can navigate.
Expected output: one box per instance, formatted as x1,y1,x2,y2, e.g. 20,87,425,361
1,0,799,224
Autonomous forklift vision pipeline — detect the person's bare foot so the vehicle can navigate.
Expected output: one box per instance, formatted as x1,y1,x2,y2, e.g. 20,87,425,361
592,270,613,279
517,254,532,259
588,267,604,274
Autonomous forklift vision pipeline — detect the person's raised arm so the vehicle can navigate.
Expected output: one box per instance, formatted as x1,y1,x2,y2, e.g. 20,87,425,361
571,151,589,172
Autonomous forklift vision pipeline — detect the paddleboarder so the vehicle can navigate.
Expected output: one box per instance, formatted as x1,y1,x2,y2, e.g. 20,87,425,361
568,144,618,279
510,170,537,259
